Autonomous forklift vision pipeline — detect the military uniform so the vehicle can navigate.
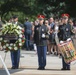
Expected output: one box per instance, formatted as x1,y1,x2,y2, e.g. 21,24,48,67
11,49,20,69
58,13,75,70
10,16,21,69
58,23,72,70
34,15,48,70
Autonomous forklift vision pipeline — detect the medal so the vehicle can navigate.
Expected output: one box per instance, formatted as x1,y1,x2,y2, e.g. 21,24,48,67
42,29,44,31
66,28,68,31
36,28,39,30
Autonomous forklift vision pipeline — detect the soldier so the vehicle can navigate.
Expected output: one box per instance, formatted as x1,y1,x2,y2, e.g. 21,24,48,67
58,14,74,70
10,15,20,69
34,15,49,70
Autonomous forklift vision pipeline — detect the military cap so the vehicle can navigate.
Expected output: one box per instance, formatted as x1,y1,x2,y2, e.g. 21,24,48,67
37,15,45,20
61,13,69,19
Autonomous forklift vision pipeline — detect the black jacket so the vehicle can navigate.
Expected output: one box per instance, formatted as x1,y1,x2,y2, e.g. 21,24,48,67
34,24,48,46
58,23,73,41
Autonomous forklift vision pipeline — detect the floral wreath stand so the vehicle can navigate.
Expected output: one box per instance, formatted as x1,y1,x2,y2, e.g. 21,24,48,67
0,55,10,75
0,28,10,75
0,23,25,52
0,34,24,75
0,23,25,75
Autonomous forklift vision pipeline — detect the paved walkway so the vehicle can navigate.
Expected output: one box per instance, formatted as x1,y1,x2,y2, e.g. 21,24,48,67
0,50,76,75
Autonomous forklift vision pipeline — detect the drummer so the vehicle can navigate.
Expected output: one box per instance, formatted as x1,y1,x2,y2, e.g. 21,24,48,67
58,14,74,70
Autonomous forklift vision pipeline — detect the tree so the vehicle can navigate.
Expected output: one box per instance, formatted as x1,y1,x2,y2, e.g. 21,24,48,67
35,0,66,18
0,0,31,17
65,0,76,17
0,0,76,22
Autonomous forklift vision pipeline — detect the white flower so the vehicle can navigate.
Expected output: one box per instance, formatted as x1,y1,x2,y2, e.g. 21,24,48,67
4,40,7,42
19,39,22,42
14,44,16,46
0,32,2,35
19,43,22,46
13,24,17,28
9,47,12,49
14,47,18,50
3,45,6,48
6,44,9,46
3,24,5,26
19,34,22,38
17,26,22,30
7,23,12,25
15,30,20,34
0,38,2,40
10,43,13,46
19,31,22,34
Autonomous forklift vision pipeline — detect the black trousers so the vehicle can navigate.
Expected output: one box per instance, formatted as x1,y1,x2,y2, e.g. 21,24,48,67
62,56,70,69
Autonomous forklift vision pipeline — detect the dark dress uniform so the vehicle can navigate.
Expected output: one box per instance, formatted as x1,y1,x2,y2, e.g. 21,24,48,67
11,51,20,69
58,23,73,70
34,24,48,70
10,19,21,69
10,40,20,69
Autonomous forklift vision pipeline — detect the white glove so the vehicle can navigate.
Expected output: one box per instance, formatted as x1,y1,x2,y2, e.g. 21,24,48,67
67,38,71,41
34,44,37,51
60,41,64,44
42,34,45,38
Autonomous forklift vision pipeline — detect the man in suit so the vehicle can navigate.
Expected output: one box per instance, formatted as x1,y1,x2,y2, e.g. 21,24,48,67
34,15,48,70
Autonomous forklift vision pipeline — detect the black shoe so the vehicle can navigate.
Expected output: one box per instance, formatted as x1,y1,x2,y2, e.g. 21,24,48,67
37,67,42,70
41,67,45,70
66,68,70,70
15,67,19,69
61,68,70,70
11,66,15,69
11,66,19,69
61,68,66,70
37,67,45,70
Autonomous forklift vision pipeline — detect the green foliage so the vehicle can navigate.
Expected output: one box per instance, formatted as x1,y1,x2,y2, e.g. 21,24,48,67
0,0,76,22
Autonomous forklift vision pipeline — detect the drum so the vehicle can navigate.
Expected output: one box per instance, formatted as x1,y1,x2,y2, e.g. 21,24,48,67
58,40,76,63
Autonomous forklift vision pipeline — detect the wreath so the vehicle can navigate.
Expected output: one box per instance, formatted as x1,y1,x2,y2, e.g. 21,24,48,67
0,23,25,51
